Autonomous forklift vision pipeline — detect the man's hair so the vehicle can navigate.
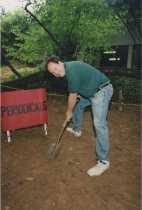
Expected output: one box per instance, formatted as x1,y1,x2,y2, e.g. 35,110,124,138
45,56,62,71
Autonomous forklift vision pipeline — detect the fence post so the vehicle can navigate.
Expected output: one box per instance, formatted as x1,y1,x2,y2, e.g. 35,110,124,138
118,89,123,111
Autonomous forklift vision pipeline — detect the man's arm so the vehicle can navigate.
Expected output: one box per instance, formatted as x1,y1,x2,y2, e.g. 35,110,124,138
66,93,78,121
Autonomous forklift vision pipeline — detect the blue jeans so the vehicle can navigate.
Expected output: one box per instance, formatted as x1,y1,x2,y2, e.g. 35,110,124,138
90,84,113,161
72,96,91,132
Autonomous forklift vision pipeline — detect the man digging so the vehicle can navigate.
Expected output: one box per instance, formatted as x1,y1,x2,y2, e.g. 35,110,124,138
45,56,113,176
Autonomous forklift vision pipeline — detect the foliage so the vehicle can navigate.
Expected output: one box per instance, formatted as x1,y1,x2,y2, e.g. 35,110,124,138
1,0,124,65
111,76,141,104
1,10,31,59
107,0,141,44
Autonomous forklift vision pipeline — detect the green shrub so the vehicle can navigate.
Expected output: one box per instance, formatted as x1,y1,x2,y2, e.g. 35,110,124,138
111,76,141,104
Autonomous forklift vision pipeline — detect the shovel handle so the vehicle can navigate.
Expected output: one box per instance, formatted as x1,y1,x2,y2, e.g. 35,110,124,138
63,118,68,128
55,118,68,144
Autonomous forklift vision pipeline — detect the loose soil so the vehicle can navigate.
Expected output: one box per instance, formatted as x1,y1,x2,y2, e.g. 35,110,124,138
1,96,141,210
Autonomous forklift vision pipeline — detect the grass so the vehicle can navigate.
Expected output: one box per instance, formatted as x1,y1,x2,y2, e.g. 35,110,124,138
1,60,39,83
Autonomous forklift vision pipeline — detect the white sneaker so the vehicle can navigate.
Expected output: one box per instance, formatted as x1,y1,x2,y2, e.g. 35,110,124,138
87,161,110,176
66,127,82,137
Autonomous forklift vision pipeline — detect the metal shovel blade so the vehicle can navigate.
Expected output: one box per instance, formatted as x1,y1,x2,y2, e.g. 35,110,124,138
47,119,68,160
47,143,62,160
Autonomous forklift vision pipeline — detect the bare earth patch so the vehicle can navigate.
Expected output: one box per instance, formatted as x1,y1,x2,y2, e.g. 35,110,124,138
1,96,141,210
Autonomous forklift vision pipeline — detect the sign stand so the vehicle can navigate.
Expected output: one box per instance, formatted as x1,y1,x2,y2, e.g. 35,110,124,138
44,124,48,135
6,124,48,143
7,131,11,143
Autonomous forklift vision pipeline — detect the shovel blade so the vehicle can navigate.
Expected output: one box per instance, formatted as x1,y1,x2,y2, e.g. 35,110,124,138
47,143,61,160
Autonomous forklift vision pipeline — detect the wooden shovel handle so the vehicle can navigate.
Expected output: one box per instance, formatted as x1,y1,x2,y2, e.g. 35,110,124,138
62,118,68,128
56,118,68,144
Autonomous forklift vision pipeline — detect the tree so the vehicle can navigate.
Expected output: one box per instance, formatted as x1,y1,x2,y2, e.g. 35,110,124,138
24,0,63,53
1,48,22,77
1,0,124,64
1,10,32,61
107,0,141,44
1,11,32,77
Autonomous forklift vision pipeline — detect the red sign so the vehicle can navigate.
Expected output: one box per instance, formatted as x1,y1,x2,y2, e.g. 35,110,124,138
1,88,48,131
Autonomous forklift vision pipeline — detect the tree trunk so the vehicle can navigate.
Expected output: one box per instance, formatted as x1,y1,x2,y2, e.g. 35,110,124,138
2,49,22,78
24,1,63,54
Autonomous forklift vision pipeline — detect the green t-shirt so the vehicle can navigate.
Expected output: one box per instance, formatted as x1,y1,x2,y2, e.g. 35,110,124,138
64,61,109,98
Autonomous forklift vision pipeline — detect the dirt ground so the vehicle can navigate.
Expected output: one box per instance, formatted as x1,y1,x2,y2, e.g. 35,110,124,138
1,96,141,210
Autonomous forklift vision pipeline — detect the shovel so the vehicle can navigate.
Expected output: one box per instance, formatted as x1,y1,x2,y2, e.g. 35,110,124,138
47,118,68,159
